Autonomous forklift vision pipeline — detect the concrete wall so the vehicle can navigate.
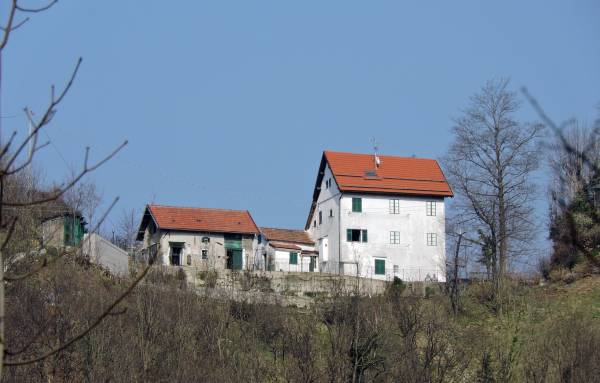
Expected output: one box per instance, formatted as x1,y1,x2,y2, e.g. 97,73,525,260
83,233,129,276
307,163,447,282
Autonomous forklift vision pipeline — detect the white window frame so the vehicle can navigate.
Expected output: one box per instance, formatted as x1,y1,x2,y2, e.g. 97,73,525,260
426,201,436,216
389,199,400,214
427,233,437,246
390,231,400,244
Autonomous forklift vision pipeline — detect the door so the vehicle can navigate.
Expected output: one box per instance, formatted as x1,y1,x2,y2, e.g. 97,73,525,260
227,249,243,270
309,256,316,272
170,246,182,266
321,237,329,261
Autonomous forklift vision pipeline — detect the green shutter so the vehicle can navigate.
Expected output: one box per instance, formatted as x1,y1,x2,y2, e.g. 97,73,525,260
375,259,385,275
289,252,298,265
347,229,352,242
362,230,368,243
352,198,362,212
74,217,83,246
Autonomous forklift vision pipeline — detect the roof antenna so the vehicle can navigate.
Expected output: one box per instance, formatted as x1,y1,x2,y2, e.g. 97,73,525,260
370,137,380,168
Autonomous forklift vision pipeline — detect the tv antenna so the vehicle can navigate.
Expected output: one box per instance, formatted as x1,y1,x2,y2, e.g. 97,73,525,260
370,137,381,168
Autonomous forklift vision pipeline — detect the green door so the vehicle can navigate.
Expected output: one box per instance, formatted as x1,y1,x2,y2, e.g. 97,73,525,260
309,257,315,272
228,249,243,270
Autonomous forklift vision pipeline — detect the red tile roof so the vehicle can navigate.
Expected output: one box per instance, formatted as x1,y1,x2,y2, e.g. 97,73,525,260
260,227,314,245
305,151,453,229
142,205,259,235
324,151,453,197
268,241,302,251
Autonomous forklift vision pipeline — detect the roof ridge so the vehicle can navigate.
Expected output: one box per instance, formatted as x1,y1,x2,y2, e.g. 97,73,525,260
324,150,437,161
260,226,307,232
148,204,250,213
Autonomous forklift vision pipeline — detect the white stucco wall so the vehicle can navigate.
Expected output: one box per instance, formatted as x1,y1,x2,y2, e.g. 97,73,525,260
271,249,310,272
339,194,446,281
142,230,258,270
307,164,341,274
307,163,447,281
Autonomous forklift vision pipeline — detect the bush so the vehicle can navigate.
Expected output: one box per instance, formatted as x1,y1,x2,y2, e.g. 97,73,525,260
425,285,436,299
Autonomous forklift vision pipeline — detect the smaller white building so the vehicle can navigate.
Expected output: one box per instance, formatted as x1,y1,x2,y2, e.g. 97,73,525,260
260,227,318,272
82,233,130,276
136,205,261,271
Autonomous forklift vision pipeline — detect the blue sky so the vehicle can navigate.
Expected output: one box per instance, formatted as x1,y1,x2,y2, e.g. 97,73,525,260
2,1,600,241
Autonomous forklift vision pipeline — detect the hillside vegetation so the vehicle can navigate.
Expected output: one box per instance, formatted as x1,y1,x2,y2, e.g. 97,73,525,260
4,259,600,382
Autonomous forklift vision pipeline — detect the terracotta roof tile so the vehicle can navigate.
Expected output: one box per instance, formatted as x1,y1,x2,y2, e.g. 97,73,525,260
146,205,259,235
325,151,453,197
305,150,453,229
268,241,302,251
261,227,314,245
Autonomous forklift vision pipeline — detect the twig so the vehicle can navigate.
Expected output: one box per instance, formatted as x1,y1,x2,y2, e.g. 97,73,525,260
4,261,153,366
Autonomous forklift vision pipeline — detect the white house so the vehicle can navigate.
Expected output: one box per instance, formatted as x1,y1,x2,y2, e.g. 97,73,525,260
136,205,261,271
305,151,453,281
260,227,318,272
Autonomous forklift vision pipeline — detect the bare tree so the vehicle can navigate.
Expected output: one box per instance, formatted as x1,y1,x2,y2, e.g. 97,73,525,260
0,1,154,376
114,207,139,252
522,89,600,270
63,180,102,230
443,79,543,312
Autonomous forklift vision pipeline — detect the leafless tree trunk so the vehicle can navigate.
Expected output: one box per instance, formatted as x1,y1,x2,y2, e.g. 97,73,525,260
114,207,139,252
449,231,463,316
443,79,543,313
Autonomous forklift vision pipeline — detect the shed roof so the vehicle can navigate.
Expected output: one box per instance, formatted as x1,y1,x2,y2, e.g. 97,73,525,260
260,227,314,245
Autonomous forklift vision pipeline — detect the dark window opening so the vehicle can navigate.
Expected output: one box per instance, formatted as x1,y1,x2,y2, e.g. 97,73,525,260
319,211,322,225
346,229,367,243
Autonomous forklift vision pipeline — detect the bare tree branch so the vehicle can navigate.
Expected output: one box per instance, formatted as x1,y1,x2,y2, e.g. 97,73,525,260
3,260,154,366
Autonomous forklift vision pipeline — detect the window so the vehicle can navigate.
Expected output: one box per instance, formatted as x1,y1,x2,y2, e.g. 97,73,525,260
289,252,298,265
426,201,436,216
319,211,322,225
313,220,317,228
346,229,367,243
352,197,362,212
329,209,333,217
202,249,208,259
427,233,437,246
257,234,262,244
375,259,385,275
390,231,400,244
325,178,331,189
389,199,400,214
